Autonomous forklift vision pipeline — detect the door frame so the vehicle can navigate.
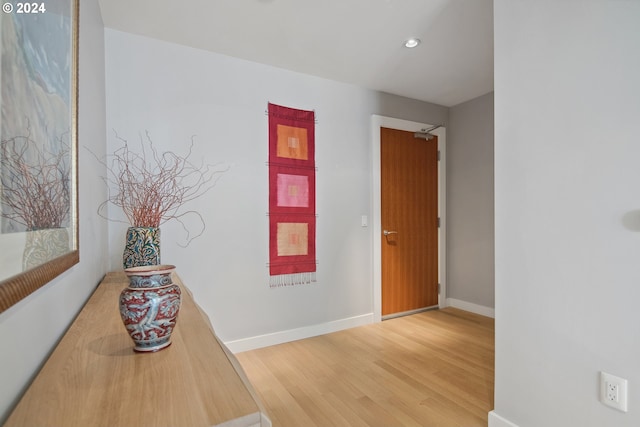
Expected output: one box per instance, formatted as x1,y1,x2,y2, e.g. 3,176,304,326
371,115,447,323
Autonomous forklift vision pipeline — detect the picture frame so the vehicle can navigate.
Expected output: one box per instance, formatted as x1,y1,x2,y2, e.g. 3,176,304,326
0,0,79,313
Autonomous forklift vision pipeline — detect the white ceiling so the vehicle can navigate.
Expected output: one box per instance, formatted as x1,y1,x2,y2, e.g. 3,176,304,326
98,0,493,107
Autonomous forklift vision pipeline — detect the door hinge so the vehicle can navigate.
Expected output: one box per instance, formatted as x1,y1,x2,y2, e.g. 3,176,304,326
438,283,441,294
437,217,441,228
437,150,441,161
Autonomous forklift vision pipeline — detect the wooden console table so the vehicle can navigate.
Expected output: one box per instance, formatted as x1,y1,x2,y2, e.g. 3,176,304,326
4,272,271,427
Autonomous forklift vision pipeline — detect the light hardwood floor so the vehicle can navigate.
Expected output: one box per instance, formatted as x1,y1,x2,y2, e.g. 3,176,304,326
236,308,494,427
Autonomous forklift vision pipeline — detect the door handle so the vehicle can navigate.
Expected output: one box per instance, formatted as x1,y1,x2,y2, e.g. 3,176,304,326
383,230,398,236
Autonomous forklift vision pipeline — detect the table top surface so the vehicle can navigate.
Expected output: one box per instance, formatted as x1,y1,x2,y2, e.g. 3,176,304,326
5,271,262,427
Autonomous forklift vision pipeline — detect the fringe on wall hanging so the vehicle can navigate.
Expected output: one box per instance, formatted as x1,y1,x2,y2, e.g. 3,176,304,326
267,103,317,287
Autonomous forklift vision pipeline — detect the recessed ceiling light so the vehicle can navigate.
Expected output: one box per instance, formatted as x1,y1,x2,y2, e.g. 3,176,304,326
404,38,421,48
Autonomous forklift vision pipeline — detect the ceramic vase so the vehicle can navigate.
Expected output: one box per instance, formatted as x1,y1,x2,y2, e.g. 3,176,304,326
119,264,181,352
123,226,160,268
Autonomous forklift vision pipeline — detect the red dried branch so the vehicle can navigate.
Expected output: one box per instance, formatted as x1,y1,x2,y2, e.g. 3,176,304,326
0,135,71,231
93,131,227,245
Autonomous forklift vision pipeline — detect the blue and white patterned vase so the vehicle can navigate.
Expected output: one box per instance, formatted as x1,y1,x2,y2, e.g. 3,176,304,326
119,264,181,352
123,226,160,268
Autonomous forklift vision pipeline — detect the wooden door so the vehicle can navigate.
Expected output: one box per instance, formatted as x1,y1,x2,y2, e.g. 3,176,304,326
381,127,438,317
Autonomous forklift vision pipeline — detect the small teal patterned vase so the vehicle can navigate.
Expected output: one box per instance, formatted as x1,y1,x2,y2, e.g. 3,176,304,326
123,226,160,268
119,264,181,352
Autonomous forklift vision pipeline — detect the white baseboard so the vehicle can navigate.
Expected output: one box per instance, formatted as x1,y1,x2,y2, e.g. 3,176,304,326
226,300,493,353
446,298,495,318
488,411,519,427
224,313,374,353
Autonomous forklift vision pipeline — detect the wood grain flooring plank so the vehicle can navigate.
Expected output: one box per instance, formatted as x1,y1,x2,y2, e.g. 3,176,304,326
237,308,494,427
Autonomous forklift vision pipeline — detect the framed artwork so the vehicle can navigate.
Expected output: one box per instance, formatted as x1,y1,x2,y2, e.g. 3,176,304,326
0,0,79,313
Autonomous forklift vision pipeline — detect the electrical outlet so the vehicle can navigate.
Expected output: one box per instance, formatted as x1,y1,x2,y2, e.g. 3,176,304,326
600,371,628,412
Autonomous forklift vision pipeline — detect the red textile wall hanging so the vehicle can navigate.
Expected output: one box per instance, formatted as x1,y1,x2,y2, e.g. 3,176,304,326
268,103,316,287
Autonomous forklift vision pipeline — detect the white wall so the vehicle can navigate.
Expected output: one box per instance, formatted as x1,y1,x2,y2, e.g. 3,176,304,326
0,0,108,422
447,92,494,313
104,29,448,349
492,1,640,427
